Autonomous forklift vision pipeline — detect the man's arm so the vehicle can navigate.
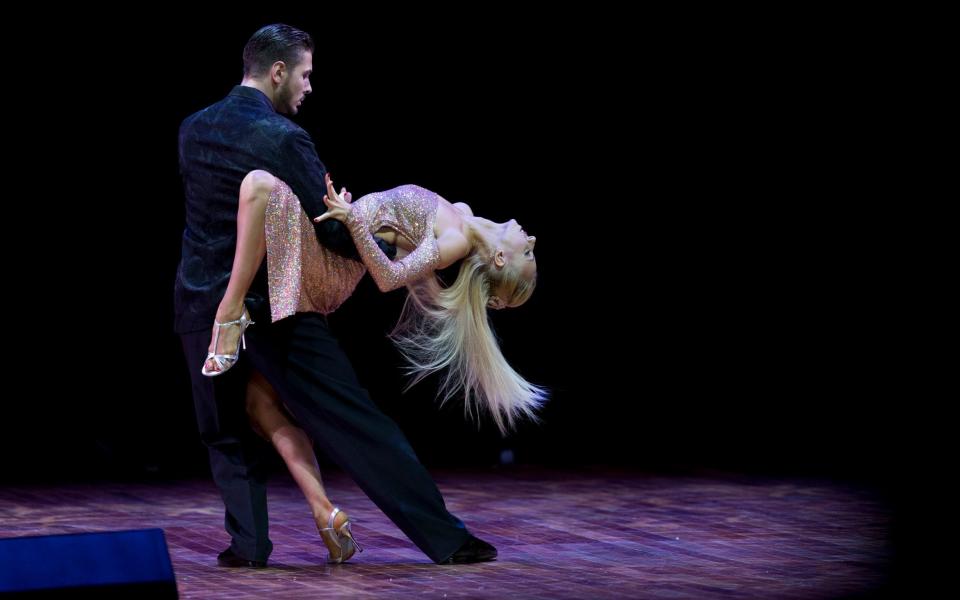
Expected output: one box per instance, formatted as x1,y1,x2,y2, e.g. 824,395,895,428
279,129,358,258
279,129,395,260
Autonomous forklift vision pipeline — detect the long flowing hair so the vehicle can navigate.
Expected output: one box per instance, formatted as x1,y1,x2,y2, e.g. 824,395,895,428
389,253,546,434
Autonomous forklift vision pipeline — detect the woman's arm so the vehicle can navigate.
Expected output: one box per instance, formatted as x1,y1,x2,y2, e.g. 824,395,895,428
316,176,442,292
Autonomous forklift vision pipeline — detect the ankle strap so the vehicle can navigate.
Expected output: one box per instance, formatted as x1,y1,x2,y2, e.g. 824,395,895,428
214,314,254,328
327,507,341,529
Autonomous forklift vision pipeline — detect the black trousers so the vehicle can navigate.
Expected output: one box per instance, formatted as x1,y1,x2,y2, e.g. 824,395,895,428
180,300,470,563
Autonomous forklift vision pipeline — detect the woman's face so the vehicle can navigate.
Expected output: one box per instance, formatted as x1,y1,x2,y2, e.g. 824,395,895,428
498,219,537,279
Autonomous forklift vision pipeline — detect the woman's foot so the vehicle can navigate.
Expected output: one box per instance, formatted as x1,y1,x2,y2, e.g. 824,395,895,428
201,305,254,376
317,507,362,563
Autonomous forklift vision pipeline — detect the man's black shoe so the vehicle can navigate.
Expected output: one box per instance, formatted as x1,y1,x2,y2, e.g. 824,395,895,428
217,547,267,568
441,536,497,564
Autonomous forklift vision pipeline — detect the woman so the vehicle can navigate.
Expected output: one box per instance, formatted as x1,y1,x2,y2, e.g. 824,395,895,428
203,170,544,562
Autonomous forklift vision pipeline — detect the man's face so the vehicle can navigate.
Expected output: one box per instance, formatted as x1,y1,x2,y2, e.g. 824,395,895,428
277,50,313,115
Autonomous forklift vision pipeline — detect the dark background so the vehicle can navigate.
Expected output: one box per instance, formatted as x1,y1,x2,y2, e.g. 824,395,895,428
7,12,912,506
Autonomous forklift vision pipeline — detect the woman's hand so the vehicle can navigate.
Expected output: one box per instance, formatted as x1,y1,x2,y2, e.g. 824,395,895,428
313,173,353,224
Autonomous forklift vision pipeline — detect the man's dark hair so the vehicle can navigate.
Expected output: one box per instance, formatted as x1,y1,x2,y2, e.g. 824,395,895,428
243,24,314,77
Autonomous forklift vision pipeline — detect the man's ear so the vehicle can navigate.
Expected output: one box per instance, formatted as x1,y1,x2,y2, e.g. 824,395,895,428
270,61,286,84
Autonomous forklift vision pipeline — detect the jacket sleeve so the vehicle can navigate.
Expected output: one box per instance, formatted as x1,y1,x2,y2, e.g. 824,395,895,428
278,129,358,259
279,129,395,260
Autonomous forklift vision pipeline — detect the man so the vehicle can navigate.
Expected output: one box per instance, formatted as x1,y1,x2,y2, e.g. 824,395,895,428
175,23,495,567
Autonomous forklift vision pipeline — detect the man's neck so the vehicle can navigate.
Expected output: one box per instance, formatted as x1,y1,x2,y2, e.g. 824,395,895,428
240,78,275,107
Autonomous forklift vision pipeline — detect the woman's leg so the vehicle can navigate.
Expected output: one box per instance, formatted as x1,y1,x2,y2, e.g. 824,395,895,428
205,171,273,374
246,370,355,561
246,370,335,521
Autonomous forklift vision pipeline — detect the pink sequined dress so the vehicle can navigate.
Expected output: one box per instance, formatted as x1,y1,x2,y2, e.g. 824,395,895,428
265,180,441,322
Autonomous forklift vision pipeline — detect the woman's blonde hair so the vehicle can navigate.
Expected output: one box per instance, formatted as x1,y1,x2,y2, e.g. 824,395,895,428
390,253,546,434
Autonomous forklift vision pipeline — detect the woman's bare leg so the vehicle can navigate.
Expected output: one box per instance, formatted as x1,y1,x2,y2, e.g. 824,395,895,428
205,171,274,373
245,371,351,544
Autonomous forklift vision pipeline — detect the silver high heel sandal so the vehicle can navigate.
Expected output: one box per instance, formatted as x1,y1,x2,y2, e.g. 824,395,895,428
201,307,254,377
317,507,363,564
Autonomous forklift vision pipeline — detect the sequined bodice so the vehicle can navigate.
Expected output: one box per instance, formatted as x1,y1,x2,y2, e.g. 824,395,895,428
352,185,439,255
345,185,441,293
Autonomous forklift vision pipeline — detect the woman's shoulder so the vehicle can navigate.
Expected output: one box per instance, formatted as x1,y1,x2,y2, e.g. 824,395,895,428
452,202,473,216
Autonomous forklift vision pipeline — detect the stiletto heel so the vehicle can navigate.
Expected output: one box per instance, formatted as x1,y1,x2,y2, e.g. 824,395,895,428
317,507,362,564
